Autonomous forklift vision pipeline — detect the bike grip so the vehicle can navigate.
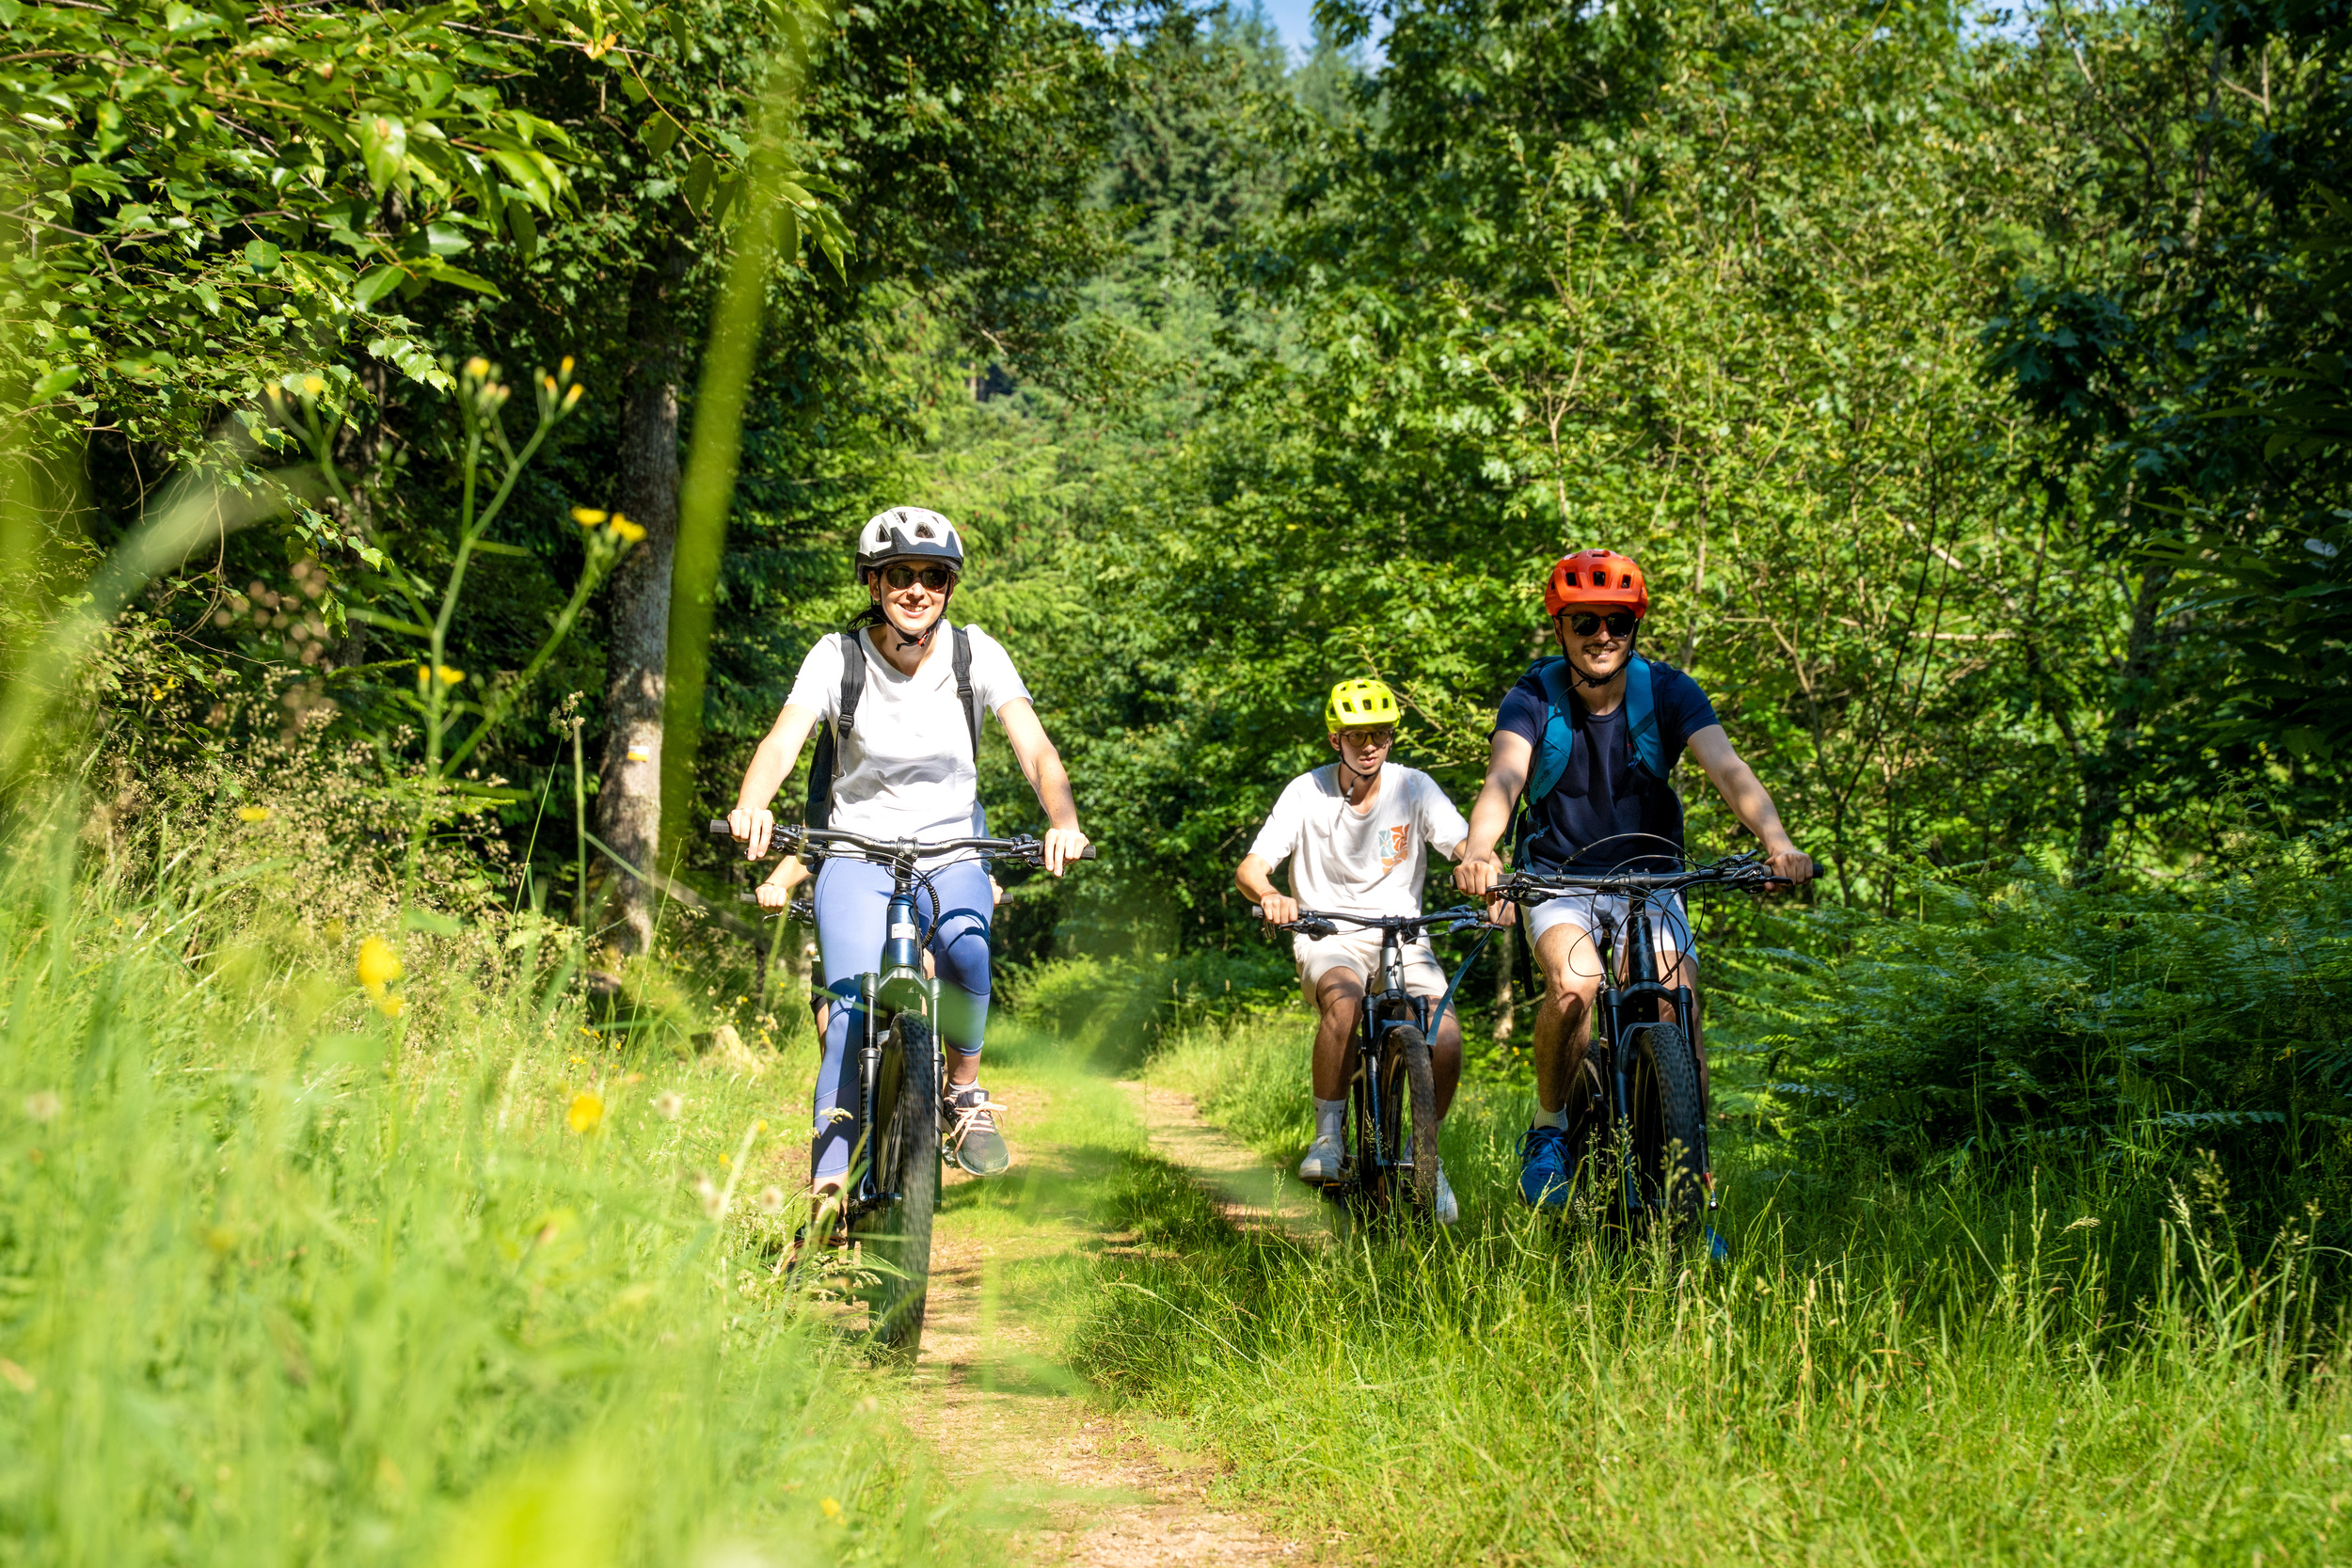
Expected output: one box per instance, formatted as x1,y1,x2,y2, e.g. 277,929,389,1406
707,816,732,836
1077,844,1098,861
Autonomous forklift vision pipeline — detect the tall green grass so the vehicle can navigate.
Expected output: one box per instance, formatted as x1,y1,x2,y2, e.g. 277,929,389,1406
0,816,970,1567
1079,1015,2352,1565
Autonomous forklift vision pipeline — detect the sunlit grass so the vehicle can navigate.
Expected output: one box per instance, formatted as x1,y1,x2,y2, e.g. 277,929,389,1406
0,825,981,1567
1079,1014,2352,1566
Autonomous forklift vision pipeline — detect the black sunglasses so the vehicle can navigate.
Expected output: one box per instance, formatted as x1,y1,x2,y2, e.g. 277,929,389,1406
882,563,955,592
1560,609,1638,639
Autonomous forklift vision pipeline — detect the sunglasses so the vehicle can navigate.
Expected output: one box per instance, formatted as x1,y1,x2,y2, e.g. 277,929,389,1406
881,563,955,592
1560,609,1638,639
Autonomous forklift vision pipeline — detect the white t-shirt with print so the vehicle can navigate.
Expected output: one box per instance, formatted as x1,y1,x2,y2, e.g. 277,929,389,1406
1247,764,1470,917
786,620,1030,846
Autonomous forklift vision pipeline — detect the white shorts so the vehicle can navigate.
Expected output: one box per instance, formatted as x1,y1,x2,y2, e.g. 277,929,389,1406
1294,929,1448,1006
1524,889,1691,974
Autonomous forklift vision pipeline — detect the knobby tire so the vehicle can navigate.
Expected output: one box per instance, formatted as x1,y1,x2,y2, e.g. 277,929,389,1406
1379,1024,1442,1216
854,1011,940,1361
1622,1022,1706,1231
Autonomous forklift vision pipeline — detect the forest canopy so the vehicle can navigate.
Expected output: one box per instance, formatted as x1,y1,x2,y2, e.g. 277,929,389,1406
1,0,2346,1176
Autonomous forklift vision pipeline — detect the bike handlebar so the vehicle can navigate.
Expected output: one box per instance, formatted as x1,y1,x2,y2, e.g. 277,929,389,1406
1253,904,1497,941
1493,853,1790,907
707,818,1097,865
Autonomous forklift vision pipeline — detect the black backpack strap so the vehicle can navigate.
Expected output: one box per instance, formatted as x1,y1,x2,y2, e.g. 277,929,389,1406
803,630,867,840
951,625,980,761
836,627,867,737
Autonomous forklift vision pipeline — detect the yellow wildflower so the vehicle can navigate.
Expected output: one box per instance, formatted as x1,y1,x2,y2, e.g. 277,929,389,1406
562,383,584,411
302,374,326,397
819,1497,841,1520
559,356,576,377
570,507,607,526
567,1092,604,1133
236,806,270,823
357,937,402,991
610,515,646,544
375,994,405,1019
463,356,491,382
415,664,464,688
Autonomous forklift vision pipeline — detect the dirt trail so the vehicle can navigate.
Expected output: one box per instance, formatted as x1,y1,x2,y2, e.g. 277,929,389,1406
898,1083,1300,1565
1120,1082,1327,1242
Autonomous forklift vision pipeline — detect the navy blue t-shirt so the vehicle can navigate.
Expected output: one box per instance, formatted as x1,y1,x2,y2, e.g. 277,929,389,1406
1494,659,1720,870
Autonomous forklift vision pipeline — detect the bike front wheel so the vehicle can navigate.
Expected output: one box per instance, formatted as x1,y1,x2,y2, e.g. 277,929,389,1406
1378,1024,1442,1216
852,1009,940,1361
1621,1021,1707,1230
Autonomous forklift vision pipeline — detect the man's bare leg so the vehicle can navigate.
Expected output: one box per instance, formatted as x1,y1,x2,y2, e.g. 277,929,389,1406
1429,1005,1464,1117
1529,923,1606,1114
1299,969,1366,1182
1311,970,1365,1101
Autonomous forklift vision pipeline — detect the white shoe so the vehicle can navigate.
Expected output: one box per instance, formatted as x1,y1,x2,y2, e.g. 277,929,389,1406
1434,1166,1459,1226
1298,1132,1343,1184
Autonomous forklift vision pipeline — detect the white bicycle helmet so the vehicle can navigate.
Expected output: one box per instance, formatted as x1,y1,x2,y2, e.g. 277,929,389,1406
853,506,964,579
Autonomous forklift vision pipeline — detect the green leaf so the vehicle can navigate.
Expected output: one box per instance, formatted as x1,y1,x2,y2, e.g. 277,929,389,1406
244,239,282,275
641,111,682,156
683,152,715,214
355,114,409,193
28,364,81,401
354,264,407,309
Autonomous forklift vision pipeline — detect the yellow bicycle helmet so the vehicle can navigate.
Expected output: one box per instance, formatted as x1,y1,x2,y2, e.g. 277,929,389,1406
1325,677,1402,733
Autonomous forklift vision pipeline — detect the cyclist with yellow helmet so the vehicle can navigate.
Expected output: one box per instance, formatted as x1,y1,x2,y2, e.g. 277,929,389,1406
1236,678,1472,1222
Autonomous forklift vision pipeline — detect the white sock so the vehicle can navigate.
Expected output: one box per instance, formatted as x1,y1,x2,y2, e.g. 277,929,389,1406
1313,1097,1347,1141
1531,1103,1569,1132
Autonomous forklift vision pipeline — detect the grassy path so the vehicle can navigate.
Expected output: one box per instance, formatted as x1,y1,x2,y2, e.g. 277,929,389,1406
886,1034,1299,1564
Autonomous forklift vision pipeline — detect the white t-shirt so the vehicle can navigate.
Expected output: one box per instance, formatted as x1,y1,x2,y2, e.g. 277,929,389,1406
1247,764,1470,917
787,620,1030,845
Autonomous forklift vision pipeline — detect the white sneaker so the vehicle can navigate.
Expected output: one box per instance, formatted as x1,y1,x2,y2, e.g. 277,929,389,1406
1433,1166,1459,1226
1297,1132,1343,1184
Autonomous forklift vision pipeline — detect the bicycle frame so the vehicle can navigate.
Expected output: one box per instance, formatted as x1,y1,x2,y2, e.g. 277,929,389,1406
1501,853,1787,1225
710,820,1092,1216
1263,905,1493,1204
1348,925,1430,1191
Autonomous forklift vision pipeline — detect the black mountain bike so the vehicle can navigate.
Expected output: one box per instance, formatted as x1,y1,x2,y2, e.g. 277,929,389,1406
1494,851,1786,1234
710,819,1092,1359
1257,905,1495,1216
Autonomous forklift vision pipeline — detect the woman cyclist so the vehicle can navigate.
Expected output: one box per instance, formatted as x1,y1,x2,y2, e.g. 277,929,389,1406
726,507,1089,1194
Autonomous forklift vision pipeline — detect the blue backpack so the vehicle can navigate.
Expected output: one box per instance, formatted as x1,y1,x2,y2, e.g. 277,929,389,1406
1514,654,1670,866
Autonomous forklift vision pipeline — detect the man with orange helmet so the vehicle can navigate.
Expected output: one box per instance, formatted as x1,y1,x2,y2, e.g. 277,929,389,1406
1454,548,1813,1216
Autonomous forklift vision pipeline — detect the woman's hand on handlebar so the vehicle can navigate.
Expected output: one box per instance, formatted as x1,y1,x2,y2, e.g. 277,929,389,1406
1256,892,1300,927
1764,845,1816,888
1041,826,1089,878
727,806,776,861
755,854,809,911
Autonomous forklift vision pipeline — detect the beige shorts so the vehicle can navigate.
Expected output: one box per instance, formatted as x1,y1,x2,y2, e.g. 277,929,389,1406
1294,929,1448,1006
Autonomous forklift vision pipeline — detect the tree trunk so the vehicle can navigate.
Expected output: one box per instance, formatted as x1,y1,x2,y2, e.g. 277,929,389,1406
2075,562,2174,874
596,243,688,958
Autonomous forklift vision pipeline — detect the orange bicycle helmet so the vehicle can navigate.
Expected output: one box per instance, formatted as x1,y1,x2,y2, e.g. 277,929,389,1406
1544,548,1650,619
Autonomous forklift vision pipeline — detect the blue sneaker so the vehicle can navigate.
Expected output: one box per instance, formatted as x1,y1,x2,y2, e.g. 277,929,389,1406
1705,1226,1731,1263
1518,1125,1574,1211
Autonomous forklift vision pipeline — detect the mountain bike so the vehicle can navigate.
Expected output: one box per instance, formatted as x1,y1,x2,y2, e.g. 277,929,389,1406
709,819,1093,1359
1494,850,1786,1235
1256,904,1495,1217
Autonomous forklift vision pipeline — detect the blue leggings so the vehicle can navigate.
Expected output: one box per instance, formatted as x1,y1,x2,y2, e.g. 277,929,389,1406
810,856,993,1182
